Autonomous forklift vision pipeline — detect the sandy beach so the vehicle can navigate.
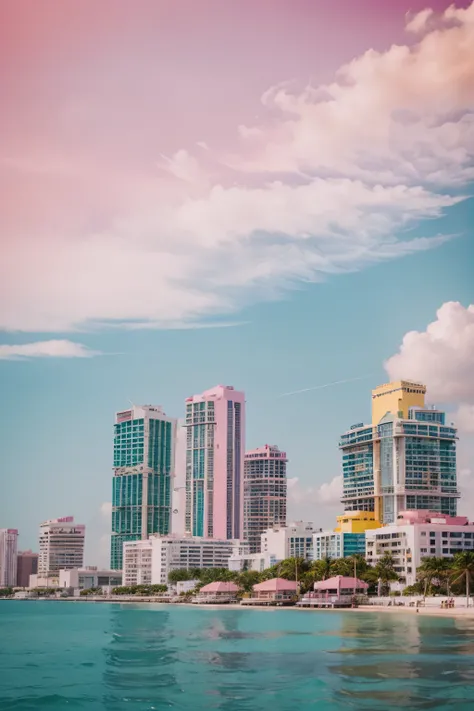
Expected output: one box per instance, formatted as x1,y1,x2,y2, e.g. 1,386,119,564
17,596,474,619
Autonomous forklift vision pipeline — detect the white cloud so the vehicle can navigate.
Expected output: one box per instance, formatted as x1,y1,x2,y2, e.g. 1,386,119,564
100,501,112,518
288,475,342,507
458,467,474,518
385,302,474,405
1,2,473,332
158,149,204,183
385,302,474,517
0,340,101,360
287,475,342,528
454,405,474,434
405,8,434,34
0,181,459,332
234,2,474,187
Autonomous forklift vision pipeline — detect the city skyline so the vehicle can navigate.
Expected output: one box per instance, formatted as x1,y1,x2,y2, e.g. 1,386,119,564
1,0,473,566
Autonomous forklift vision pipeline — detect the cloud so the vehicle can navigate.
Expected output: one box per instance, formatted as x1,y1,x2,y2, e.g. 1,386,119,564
458,467,474,518
100,501,112,518
454,405,474,434
288,475,342,507
385,302,474,405
1,2,473,332
234,2,474,187
405,8,434,34
287,475,342,528
158,149,204,183
0,340,102,360
385,301,474,517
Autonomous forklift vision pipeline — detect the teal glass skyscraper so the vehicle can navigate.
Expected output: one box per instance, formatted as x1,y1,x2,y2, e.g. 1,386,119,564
110,405,177,570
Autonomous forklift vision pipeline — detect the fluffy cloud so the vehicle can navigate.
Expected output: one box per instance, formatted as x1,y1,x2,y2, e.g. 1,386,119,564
288,475,342,526
1,3,473,332
100,501,112,518
455,405,474,434
0,340,101,360
385,301,474,407
234,2,474,187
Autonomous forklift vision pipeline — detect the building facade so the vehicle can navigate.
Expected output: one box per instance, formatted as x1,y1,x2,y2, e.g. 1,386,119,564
111,405,177,569
59,567,122,591
261,521,316,561
366,510,474,586
243,445,287,553
313,531,366,560
0,529,18,587
123,535,247,586
38,517,85,575
313,511,382,561
185,385,245,540
16,550,38,587
341,381,458,524
227,550,278,572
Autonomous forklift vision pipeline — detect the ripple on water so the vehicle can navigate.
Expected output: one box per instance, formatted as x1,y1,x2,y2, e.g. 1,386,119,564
1,604,474,711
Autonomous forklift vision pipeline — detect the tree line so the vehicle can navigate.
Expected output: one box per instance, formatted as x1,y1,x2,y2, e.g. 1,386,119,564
168,550,474,597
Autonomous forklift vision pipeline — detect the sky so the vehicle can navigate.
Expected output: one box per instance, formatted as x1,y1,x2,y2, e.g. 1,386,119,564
1,0,473,566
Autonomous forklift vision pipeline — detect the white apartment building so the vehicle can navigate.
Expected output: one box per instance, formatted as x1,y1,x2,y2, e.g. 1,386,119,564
59,567,123,591
261,521,316,561
366,510,474,586
38,517,85,575
123,535,248,586
228,551,277,573
0,529,18,587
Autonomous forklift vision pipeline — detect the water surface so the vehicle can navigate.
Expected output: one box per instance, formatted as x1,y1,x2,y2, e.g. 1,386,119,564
1,601,474,710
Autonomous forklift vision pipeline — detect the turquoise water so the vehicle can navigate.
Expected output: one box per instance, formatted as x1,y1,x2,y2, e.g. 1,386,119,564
1,602,474,710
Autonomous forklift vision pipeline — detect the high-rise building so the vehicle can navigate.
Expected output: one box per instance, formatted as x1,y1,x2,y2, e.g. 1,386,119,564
340,381,459,524
16,550,38,587
0,529,18,587
243,445,287,553
111,405,177,570
185,385,245,539
38,517,85,576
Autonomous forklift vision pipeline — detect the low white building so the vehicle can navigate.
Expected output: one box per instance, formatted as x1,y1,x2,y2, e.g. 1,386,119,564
29,574,59,588
261,521,315,561
123,535,248,586
366,511,474,586
228,551,277,572
176,580,199,594
59,567,122,591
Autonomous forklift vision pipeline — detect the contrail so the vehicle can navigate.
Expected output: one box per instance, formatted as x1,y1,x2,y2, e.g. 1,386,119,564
278,374,374,398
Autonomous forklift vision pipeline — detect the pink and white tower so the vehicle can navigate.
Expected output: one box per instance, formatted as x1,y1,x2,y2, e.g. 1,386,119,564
185,385,245,540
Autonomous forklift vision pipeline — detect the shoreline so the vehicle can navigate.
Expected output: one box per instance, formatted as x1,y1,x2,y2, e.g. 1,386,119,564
4,597,474,619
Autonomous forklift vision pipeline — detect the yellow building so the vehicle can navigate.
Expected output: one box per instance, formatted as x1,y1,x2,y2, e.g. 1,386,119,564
371,380,426,426
371,380,426,521
334,510,381,534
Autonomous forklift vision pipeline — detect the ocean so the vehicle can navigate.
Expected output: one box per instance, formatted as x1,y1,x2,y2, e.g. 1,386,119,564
1,601,474,710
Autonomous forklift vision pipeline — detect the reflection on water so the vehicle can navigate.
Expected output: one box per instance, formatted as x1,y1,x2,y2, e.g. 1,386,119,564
328,613,474,707
2,602,474,710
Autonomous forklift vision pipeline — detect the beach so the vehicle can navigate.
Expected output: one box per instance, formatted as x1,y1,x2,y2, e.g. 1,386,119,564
8,596,474,619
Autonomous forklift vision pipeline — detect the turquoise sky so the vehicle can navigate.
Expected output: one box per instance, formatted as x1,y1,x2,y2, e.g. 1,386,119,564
1,199,473,563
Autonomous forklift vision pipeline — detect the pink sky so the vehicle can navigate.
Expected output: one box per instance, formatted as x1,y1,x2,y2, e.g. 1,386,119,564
0,0,473,333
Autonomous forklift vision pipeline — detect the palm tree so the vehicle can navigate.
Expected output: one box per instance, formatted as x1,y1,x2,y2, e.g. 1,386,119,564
417,556,452,596
451,552,474,607
374,553,398,595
